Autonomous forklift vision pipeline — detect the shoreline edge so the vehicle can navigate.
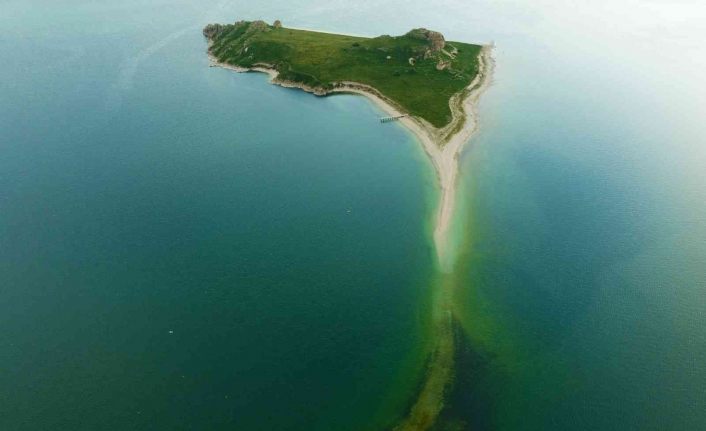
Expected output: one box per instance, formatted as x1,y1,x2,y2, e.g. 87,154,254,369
207,41,495,271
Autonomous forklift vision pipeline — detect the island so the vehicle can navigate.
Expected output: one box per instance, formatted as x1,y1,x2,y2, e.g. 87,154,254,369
203,20,493,430
205,20,483,127
204,20,493,269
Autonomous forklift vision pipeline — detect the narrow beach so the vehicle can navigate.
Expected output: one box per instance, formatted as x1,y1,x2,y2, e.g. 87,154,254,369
208,44,494,430
208,45,494,270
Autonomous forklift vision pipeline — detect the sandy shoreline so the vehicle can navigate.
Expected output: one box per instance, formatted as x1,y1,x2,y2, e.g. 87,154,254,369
208,46,494,270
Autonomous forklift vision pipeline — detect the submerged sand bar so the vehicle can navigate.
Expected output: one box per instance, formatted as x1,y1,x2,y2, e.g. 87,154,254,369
206,22,494,431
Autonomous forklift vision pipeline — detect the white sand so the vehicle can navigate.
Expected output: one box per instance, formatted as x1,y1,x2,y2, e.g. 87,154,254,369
209,46,494,270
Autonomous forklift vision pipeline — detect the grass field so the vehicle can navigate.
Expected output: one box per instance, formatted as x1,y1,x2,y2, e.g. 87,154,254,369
206,21,482,128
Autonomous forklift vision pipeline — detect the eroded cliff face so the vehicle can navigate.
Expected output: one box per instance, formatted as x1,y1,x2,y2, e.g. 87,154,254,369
406,28,446,52
206,22,446,55
203,20,271,40
248,20,269,32
202,23,223,38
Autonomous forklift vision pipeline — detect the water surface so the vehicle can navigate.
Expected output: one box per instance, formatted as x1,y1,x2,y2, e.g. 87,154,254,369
1,1,705,430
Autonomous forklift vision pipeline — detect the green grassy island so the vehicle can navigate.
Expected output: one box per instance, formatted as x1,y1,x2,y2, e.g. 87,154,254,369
203,20,483,128
203,20,494,430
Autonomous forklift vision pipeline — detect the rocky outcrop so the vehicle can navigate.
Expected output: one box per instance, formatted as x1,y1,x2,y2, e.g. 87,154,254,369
202,23,224,39
436,59,450,71
273,20,282,28
428,32,445,51
249,20,269,32
406,28,446,52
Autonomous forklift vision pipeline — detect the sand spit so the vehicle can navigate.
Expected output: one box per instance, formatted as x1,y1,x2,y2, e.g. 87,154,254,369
208,46,493,271
208,43,494,431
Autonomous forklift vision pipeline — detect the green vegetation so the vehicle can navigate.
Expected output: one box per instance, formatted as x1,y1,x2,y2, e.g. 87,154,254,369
204,21,482,128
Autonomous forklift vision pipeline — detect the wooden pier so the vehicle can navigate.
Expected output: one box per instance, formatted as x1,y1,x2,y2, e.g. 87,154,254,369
379,115,408,123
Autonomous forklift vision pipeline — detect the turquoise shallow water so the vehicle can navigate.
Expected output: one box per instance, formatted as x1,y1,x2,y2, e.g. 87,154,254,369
2,1,706,430
448,12,706,428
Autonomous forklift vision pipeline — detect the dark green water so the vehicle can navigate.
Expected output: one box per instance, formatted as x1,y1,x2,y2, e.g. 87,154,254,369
2,1,706,430
1,3,438,429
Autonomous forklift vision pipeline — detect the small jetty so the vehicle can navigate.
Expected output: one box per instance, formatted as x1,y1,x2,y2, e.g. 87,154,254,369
379,114,408,123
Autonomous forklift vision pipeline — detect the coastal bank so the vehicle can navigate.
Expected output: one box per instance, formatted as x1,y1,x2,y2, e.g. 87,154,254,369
204,20,494,270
